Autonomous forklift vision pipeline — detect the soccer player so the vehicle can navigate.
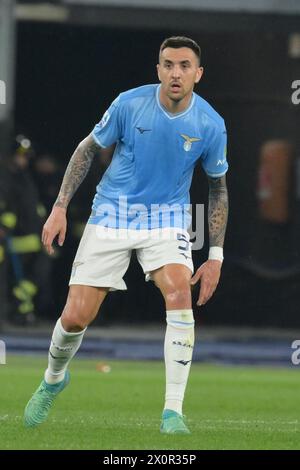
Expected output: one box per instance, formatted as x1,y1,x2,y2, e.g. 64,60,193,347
24,36,228,434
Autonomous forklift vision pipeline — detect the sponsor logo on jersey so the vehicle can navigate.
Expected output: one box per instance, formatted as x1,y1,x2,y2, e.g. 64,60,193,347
136,126,152,134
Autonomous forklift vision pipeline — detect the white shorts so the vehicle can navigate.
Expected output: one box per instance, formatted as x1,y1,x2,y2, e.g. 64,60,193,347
69,225,194,290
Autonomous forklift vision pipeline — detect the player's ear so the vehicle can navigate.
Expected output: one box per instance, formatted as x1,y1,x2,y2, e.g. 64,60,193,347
157,64,161,82
195,66,204,84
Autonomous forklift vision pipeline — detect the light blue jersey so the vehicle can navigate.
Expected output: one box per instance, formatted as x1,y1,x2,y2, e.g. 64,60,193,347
90,84,228,229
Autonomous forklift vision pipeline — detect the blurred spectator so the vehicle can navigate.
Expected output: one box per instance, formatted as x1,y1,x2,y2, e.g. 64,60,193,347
254,139,294,268
2,135,50,324
1,140,115,323
0,167,17,328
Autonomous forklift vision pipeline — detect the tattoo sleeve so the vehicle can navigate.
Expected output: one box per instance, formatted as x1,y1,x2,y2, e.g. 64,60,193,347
54,134,101,210
207,175,229,247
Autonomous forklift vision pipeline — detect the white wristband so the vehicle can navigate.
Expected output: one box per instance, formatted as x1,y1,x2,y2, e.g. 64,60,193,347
208,246,224,262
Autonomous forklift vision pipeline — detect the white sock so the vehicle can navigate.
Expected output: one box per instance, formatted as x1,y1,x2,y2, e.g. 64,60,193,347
44,318,86,384
164,309,195,415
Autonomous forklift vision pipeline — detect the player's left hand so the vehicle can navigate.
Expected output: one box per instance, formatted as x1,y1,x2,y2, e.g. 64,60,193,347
190,259,222,306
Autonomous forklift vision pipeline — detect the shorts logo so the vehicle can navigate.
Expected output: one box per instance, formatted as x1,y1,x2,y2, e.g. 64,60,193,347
180,252,192,260
177,232,190,251
180,134,201,152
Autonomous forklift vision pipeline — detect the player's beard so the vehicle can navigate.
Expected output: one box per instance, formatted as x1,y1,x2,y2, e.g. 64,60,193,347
167,86,182,101
169,94,183,103
167,88,187,103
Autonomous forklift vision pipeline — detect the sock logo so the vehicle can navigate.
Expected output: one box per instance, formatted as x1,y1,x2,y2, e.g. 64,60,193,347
172,340,193,349
174,359,192,366
52,341,74,352
49,351,60,360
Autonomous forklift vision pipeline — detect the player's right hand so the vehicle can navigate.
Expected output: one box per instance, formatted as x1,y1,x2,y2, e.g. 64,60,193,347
42,206,67,255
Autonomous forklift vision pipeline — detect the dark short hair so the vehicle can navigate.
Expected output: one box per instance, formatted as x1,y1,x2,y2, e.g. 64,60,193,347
159,36,201,64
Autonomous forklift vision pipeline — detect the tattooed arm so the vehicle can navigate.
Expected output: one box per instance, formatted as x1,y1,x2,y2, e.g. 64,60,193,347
208,175,229,248
55,134,100,209
190,174,229,306
42,134,101,254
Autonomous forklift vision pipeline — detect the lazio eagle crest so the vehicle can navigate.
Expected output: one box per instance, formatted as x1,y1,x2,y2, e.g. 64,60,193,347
180,134,201,152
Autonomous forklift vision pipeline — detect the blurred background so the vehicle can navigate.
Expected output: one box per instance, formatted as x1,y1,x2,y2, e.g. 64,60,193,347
1,0,300,363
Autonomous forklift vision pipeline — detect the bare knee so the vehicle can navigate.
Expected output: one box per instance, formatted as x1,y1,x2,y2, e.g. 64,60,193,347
61,287,105,332
152,265,192,310
164,284,192,309
61,297,89,331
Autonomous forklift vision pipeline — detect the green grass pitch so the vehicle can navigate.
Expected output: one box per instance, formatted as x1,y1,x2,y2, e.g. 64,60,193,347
1,355,300,450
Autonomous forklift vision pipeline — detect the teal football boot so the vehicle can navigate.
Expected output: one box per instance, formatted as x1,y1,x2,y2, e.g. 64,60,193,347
160,409,191,435
24,371,70,427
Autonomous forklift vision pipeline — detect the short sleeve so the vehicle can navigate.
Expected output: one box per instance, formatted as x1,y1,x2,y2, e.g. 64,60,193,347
92,95,122,148
201,121,228,177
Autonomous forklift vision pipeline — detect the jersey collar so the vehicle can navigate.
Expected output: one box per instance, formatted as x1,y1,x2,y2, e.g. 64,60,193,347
156,84,195,119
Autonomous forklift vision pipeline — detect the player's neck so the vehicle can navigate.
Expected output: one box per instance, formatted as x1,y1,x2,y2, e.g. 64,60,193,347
159,90,193,115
